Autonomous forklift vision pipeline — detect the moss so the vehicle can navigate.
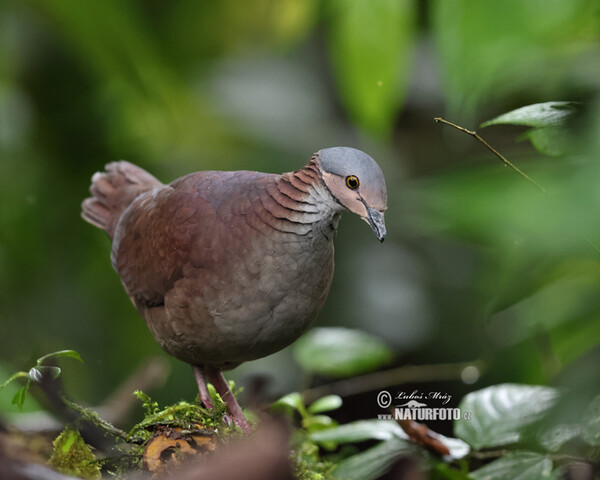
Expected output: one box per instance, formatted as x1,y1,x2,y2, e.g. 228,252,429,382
128,389,238,443
100,388,243,476
48,426,101,480
292,440,335,480
51,386,250,477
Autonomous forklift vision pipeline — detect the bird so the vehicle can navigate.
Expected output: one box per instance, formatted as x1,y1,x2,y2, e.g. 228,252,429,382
82,147,387,432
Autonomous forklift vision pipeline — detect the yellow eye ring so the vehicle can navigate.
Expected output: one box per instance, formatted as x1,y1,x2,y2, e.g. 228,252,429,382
346,175,359,190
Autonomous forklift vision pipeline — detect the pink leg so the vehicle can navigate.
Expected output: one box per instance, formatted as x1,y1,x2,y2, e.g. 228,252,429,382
192,365,214,410
206,367,252,433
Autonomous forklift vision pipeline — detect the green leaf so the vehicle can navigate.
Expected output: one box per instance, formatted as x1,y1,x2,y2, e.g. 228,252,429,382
302,414,336,433
37,349,83,365
271,392,306,414
312,419,471,461
0,371,28,391
308,395,343,414
581,394,600,446
523,126,574,156
11,385,28,411
481,102,579,129
470,451,553,480
440,435,471,461
333,437,412,480
454,384,558,449
327,0,415,136
310,419,406,444
538,424,581,452
480,102,579,156
293,327,393,377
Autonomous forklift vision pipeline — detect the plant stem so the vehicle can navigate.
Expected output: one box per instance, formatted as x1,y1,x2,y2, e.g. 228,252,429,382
434,117,548,194
61,394,130,442
435,117,600,254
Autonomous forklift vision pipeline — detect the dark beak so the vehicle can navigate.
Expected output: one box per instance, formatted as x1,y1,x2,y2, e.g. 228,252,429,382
366,207,386,242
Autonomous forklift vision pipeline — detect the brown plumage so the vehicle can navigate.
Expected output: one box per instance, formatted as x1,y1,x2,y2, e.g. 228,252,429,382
82,147,387,431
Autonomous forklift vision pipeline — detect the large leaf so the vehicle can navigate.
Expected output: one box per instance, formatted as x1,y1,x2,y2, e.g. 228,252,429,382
293,327,393,377
455,384,558,449
481,102,579,128
311,419,469,460
333,437,412,480
470,451,553,480
538,423,581,452
310,419,407,444
440,435,470,461
581,394,600,446
327,0,415,135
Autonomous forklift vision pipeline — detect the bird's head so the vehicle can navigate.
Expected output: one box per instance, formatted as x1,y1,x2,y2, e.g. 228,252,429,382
315,147,387,242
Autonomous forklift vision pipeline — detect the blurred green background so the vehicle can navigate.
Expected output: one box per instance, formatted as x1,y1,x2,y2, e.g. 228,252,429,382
1,0,599,419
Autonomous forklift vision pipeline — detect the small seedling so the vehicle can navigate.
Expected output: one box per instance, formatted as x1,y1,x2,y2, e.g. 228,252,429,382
0,349,82,410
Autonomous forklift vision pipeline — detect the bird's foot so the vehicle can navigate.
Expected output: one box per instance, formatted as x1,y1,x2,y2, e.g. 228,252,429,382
193,365,252,433
225,405,252,433
206,367,252,434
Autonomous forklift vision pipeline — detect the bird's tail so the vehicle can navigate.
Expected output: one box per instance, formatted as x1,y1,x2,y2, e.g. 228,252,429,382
82,161,162,239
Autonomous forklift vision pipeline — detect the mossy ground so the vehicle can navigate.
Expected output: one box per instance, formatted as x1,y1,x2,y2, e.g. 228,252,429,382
51,386,243,478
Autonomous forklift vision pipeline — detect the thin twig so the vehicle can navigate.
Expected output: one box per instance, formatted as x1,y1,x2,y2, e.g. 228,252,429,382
61,395,130,442
434,117,548,194
435,117,600,254
396,418,450,456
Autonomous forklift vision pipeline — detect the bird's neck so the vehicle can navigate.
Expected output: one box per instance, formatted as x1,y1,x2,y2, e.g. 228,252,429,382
266,161,343,240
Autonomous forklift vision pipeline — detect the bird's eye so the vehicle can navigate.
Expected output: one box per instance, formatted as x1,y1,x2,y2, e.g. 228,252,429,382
346,175,359,189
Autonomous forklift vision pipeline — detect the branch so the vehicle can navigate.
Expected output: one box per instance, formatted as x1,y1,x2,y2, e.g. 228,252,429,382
434,117,548,194
60,395,130,442
13,357,169,434
396,418,450,456
435,117,600,254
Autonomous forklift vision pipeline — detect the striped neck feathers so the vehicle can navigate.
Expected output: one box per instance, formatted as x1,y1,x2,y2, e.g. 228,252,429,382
264,160,344,239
